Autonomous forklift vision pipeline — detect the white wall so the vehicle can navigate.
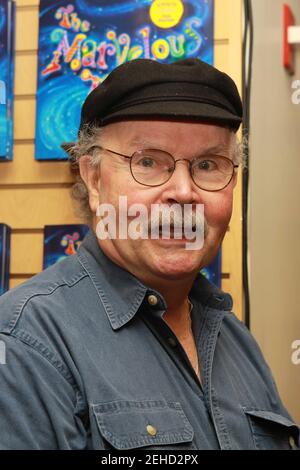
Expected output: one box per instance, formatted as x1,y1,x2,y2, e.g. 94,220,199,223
250,0,300,423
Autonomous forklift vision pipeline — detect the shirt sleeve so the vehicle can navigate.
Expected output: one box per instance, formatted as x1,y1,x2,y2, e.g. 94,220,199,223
0,333,88,450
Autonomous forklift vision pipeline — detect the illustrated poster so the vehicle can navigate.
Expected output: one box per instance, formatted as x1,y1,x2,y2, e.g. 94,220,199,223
43,224,89,269
35,0,214,160
0,0,15,160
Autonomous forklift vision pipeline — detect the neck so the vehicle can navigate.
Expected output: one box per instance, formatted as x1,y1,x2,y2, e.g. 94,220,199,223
147,278,192,309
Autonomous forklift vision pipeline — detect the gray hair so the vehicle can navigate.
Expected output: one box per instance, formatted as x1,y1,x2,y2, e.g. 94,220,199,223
67,123,246,225
67,125,104,225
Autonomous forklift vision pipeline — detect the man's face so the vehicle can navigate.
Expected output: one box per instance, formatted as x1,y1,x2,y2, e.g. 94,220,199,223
86,120,237,282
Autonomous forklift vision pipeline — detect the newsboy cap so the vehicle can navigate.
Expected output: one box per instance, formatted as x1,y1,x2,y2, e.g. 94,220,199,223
79,58,243,133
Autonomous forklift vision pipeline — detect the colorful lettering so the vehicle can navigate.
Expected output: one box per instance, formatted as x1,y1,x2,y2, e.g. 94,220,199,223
81,69,104,90
55,5,73,30
42,7,204,91
184,18,203,56
152,38,170,60
139,26,151,59
82,40,97,68
97,42,116,70
127,45,143,61
42,50,62,76
55,5,90,33
167,34,185,58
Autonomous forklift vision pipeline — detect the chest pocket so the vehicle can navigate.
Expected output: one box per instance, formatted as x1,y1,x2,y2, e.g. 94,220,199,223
244,408,300,450
92,399,195,450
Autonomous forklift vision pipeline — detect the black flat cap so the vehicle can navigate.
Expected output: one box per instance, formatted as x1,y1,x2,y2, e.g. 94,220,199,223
79,58,243,133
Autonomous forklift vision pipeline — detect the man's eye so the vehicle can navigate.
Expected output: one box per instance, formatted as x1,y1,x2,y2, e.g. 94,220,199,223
197,160,217,171
138,157,155,168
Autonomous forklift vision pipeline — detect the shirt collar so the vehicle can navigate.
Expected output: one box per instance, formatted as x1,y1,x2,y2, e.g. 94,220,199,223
77,230,233,331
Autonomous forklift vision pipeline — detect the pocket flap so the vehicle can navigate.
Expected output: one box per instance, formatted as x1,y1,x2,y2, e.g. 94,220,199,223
92,399,194,450
244,409,299,430
243,408,300,449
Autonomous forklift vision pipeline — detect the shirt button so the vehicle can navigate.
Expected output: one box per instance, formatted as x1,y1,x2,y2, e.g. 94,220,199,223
167,337,177,347
289,435,296,449
146,425,157,436
147,294,158,306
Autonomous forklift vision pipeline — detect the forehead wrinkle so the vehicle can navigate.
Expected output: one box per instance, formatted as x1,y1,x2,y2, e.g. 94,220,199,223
128,137,231,158
110,121,234,157
129,138,170,152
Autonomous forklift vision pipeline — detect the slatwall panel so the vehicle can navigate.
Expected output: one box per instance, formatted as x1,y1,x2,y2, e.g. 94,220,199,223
0,0,243,319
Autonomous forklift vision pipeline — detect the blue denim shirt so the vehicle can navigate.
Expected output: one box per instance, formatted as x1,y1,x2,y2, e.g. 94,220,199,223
0,230,299,450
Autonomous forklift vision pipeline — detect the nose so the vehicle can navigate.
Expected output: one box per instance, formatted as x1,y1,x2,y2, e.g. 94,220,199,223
161,159,196,204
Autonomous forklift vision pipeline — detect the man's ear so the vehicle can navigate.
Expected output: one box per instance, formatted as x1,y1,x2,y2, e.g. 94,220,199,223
79,155,101,214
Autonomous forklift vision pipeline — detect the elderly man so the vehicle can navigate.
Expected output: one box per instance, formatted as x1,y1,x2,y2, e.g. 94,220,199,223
0,59,299,450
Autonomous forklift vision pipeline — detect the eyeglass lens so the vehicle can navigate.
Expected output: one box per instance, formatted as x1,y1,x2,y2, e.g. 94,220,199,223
130,149,234,191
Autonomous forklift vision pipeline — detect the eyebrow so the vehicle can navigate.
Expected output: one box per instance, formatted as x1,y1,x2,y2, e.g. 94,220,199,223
128,139,230,156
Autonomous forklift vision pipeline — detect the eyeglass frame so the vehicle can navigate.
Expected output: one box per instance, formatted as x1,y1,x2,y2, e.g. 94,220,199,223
88,145,239,192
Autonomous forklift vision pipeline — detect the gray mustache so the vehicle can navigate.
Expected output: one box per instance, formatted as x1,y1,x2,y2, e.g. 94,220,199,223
147,209,208,238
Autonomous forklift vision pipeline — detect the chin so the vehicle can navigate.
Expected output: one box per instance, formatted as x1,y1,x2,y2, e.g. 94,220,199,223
151,251,202,280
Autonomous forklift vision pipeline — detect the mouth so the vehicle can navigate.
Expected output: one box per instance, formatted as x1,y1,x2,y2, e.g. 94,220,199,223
157,224,197,240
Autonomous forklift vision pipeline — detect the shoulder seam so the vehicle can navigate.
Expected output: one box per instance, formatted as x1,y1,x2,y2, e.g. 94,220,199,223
5,269,89,334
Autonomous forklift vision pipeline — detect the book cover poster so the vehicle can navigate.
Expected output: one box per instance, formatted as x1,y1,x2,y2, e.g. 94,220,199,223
200,249,221,288
43,224,89,269
0,0,15,160
35,0,214,160
0,224,11,295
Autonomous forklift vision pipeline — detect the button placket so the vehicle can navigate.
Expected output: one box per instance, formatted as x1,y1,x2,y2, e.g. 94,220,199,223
167,337,177,347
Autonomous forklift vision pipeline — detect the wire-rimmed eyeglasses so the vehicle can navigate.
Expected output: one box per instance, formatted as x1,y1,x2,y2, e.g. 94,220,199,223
88,145,239,192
